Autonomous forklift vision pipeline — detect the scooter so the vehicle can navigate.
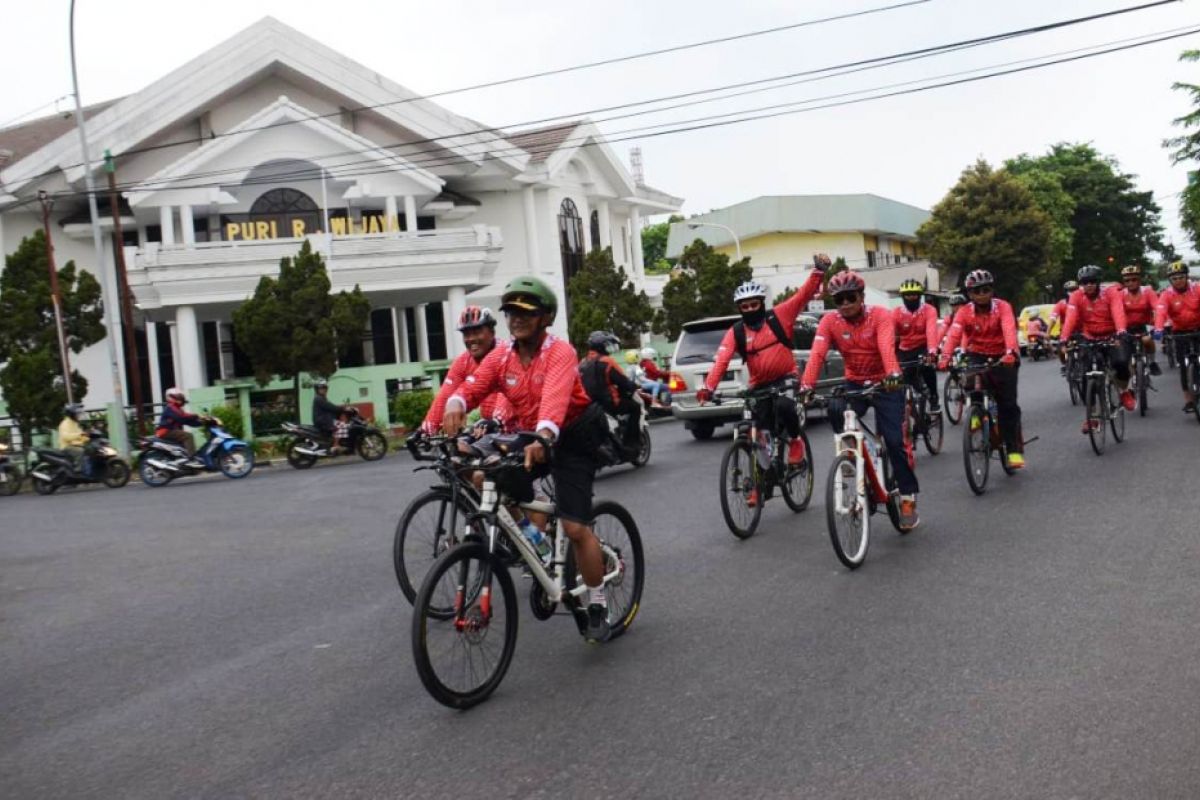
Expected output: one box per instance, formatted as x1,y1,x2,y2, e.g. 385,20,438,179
28,430,131,495
0,442,23,496
138,420,255,487
630,363,675,419
281,409,388,469
599,392,652,469
1028,335,1050,361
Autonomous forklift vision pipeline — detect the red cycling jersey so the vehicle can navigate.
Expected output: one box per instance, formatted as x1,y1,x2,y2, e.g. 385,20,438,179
1050,299,1068,325
1155,281,1200,332
449,333,591,438
704,269,824,392
892,302,939,352
940,299,1020,357
1060,286,1127,341
1119,285,1158,327
1026,318,1047,338
802,306,900,385
422,348,513,433
639,358,666,381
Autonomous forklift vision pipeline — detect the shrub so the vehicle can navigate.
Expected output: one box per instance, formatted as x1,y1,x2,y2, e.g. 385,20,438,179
391,389,433,430
208,404,244,439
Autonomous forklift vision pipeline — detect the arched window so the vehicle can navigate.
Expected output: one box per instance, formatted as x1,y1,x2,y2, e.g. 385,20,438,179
558,198,585,287
250,188,318,215
589,209,601,253
244,188,321,239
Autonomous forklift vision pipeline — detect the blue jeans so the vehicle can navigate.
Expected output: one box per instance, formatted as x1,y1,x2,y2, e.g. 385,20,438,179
829,383,919,495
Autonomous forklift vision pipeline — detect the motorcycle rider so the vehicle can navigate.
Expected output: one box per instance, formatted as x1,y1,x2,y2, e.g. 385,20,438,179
1026,310,1048,354
579,330,640,451
420,306,512,436
312,379,356,455
57,403,90,477
635,347,672,405
156,388,209,466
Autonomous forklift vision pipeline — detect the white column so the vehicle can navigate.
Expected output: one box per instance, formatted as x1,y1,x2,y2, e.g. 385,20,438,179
362,316,376,366
397,307,411,362
145,320,164,403
441,300,456,360
522,186,541,272
159,205,175,245
167,322,181,389
630,206,645,279
385,196,398,232
415,303,431,362
580,197,593,253
390,307,403,363
174,305,205,391
447,287,467,360
179,204,195,246
403,195,417,233
598,200,612,250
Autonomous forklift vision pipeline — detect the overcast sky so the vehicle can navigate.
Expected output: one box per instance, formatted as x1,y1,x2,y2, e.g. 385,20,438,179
3,0,1198,255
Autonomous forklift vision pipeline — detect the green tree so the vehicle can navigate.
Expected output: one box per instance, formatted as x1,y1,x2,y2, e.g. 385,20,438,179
652,239,752,340
917,159,1053,304
0,229,105,442
641,214,683,268
232,239,371,402
1008,167,1076,281
566,247,655,350
1165,50,1200,249
1007,143,1167,283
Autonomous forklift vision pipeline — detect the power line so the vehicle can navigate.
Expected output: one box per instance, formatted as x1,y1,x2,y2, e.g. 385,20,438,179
28,1,1179,196
0,94,73,130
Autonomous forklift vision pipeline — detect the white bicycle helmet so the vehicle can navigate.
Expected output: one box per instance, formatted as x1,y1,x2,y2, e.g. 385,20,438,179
732,280,767,303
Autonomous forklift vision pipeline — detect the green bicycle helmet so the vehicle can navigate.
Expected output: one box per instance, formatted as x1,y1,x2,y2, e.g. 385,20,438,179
500,275,559,316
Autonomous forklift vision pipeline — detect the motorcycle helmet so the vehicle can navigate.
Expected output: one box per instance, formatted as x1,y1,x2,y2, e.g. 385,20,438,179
312,379,329,390
165,387,187,404
587,330,615,353
624,349,638,365
639,347,657,361
63,403,83,419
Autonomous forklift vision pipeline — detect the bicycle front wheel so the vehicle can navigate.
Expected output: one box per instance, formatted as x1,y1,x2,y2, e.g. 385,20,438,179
565,500,645,641
963,406,990,495
394,486,477,605
944,375,964,425
1191,361,1200,423
719,440,762,539
825,452,869,569
411,543,518,710
780,429,814,512
1136,357,1148,417
1108,381,1126,442
1087,379,1107,456
923,406,944,455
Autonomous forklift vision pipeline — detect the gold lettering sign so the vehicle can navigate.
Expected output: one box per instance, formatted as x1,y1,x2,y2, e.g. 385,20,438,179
223,214,403,241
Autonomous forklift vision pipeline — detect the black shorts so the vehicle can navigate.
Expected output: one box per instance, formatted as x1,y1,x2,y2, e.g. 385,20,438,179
551,404,607,525
1126,324,1149,336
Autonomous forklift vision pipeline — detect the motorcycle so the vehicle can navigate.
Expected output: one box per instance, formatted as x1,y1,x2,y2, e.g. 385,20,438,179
138,419,255,487
599,392,652,469
630,363,675,419
0,442,23,496
29,430,131,495
1028,335,1050,361
281,409,387,469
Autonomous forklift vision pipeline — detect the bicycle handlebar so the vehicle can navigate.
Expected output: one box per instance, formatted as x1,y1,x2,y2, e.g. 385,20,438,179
713,377,798,405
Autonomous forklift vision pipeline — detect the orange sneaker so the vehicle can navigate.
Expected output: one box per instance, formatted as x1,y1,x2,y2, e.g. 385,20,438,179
898,496,919,532
746,488,759,508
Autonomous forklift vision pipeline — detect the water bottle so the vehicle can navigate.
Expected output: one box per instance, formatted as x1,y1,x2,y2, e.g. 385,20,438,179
518,518,551,563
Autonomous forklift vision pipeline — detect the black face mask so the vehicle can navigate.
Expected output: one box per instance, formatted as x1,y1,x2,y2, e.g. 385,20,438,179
902,297,921,312
741,307,767,328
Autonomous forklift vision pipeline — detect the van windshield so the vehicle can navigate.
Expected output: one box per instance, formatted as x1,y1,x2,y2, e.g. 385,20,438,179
675,326,729,363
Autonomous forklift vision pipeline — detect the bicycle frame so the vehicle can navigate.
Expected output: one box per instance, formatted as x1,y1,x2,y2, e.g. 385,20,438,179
831,403,890,512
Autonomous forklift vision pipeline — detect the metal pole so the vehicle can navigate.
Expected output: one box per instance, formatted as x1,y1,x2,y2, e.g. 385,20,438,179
36,191,75,404
105,150,145,435
688,221,742,261
69,0,129,453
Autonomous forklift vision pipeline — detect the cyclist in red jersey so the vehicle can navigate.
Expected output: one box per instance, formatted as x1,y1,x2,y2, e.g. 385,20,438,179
937,294,967,350
1154,261,1200,413
893,278,941,412
1117,264,1162,377
1059,264,1135,417
696,254,829,466
421,306,512,435
801,271,919,531
1051,280,1077,369
938,269,1026,469
442,276,614,643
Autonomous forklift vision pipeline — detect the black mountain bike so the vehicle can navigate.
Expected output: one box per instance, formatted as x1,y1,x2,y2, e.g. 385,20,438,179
943,360,966,425
899,358,943,455
1128,333,1154,417
1074,338,1126,455
714,379,814,539
1175,331,1200,424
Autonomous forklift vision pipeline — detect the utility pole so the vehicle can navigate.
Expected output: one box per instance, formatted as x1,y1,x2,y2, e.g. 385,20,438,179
104,150,145,434
36,190,76,405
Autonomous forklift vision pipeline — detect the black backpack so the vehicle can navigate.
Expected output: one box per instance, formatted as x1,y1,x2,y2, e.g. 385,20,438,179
579,358,618,414
733,311,793,361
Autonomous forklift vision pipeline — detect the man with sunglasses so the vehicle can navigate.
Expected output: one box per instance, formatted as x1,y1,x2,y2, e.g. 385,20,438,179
892,278,941,413
938,269,1026,469
1153,261,1200,413
696,254,830,476
441,275,614,643
801,271,919,531
1059,264,1135,421
1117,264,1161,377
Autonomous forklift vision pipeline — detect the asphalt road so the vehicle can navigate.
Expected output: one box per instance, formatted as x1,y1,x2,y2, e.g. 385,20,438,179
3,360,1200,799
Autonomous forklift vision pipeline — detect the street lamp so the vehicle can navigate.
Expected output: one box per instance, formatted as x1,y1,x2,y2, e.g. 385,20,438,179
687,221,742,262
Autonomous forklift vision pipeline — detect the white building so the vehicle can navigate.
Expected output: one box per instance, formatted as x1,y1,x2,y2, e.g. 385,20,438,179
0,17,682,410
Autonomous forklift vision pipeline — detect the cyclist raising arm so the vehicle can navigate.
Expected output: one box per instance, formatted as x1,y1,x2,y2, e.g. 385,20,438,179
938,269,1026,469
892,278,941,412
801,271,919,530
697,254,829,466
1059,264,1134,416
442,276,614,643
1154,261,1200,413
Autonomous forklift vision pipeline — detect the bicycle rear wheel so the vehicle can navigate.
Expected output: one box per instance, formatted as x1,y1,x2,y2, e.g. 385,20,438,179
825,452,869,569
1190,360,1200,423
780,429,814,512
943,375,964,425
1068,360,1082,406
411,543,518,710
963,406,990,495
1136,355,1148,417
923,407,944,455
1108,381,1126,442
564,500,645,641
1087,378,1107,456
719,440,762,539
394,486,477,605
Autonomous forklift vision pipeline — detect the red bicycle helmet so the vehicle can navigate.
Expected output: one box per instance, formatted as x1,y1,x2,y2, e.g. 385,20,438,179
827,270,865,295
457,306,496,331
